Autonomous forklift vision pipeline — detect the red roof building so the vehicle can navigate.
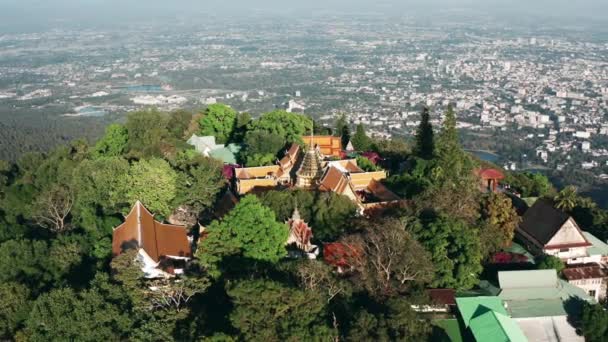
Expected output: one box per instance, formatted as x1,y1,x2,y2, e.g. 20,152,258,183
112,201,192,264
286,207,314,253
476,168,505,193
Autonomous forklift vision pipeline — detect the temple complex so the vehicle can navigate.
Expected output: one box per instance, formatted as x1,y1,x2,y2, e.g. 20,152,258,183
233,135,405,212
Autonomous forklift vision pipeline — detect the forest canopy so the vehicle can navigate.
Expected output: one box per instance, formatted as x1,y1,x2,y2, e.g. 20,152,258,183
0,104,606,341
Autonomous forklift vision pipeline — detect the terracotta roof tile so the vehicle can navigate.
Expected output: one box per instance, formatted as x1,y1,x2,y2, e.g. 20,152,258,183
112,202,191,263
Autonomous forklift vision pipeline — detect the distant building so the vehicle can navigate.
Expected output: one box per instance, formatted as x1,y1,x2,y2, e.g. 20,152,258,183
476,168,505,193
517,199,592,262
286,99,306,113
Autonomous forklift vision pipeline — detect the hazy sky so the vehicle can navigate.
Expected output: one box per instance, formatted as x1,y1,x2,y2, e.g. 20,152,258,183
0,0,607,32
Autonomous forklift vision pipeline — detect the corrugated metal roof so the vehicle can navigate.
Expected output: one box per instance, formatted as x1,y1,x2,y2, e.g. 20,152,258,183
470,310,527,342
584,231,608,256
499,270,558,289
456,296,528,342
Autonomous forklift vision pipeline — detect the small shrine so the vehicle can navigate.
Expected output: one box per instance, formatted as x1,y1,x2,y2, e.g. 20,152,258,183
477,168,505,193
285,207,319,259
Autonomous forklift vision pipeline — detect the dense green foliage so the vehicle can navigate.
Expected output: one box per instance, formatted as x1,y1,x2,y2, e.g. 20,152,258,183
536,255,565,274
258,189,357,242
414,107,434,160
199,104,237,144
351,123,372,151
334,114,351,148
1,103,604,341
197,195,289,277
581,302,608,342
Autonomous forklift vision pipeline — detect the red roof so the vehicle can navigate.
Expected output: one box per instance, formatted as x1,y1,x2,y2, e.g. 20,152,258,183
427,289,456,306
563,264,607,280
491,252,530,264
478,168,505,180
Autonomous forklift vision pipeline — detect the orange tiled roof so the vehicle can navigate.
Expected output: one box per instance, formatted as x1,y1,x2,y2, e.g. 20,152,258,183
112,202,191,263
235,165,281,179
302,135,342,157
319,166,350,194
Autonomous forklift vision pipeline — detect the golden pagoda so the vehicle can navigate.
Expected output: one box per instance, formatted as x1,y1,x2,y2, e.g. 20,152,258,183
296,125,323,188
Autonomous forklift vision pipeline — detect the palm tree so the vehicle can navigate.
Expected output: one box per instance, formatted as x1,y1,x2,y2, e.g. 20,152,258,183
554,186,579,212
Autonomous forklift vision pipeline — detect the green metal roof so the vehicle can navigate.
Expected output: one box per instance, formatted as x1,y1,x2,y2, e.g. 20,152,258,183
456,297,509,328
584,232,608,257
505,298,567,318
455,297,528,342
469,310,528,342
497,269,595,318
209,145,239,164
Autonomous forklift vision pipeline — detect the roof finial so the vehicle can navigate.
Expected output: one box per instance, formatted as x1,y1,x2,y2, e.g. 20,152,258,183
292,197,301,221
310,119,314,149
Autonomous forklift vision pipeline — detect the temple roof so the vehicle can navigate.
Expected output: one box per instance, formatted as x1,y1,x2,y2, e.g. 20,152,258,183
477,168,505,180
301,135,342,157
112,201,191,263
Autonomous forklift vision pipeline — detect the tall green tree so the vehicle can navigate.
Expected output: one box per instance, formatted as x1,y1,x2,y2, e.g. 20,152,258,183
554,186,579,212
347,298,431,341
231,112,252,143
226,279,336,341
351,124,372,151
124,158,178,217
71,156,131,223
24,288,132,341
0,282,31,339
93,124,128,158
413,215,483,290
241,131,286,166
335,114,351,148
246,110,312,145
172,153,226,215
479,193,521,257
581,302,608,342
434,105,475,182
167,110,194,140
197,195,289,277
198,104,237,144
125,109,170,158
422,106,479,222
413,107,434,159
